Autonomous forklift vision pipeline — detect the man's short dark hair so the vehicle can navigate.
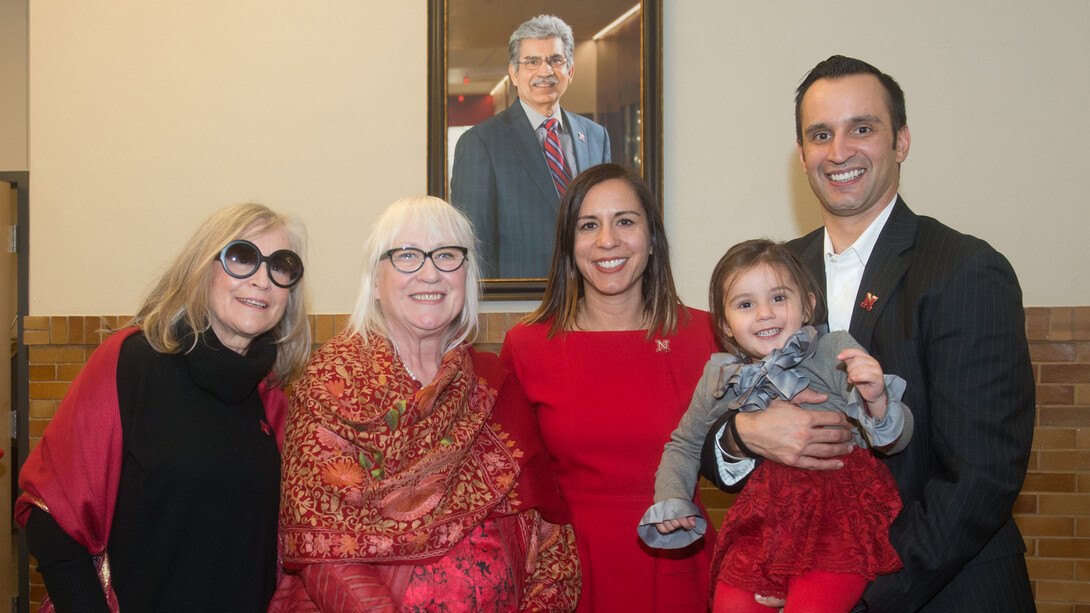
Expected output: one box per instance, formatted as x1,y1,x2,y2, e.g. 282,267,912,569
794,55,907,148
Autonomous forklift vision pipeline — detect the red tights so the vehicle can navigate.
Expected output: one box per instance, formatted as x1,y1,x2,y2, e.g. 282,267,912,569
713,570,868,613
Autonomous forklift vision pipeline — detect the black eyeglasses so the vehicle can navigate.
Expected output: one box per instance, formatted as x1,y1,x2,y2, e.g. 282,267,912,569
382,246,468,273
219,239,304,288
517,56,569,71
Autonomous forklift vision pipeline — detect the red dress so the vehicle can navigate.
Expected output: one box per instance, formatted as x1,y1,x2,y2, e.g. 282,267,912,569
501,308,718,612
714,448,903,600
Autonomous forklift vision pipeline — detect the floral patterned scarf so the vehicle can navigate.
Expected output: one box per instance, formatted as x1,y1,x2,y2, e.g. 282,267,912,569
280,331,567,567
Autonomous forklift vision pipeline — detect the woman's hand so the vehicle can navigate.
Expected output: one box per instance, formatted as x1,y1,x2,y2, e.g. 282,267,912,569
654,516,698,535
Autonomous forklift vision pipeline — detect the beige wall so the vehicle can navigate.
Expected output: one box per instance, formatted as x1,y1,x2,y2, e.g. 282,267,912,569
665,1,1090,309
28,1,426,314
25,1,1090,316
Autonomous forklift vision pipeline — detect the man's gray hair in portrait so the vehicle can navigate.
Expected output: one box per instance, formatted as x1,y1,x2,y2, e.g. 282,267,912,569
508,14,575,67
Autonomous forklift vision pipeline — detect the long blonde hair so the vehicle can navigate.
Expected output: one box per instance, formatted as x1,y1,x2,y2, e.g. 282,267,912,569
129,202,311,387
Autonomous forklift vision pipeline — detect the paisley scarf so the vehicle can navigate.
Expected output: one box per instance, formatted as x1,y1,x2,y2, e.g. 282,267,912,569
279,331,568,567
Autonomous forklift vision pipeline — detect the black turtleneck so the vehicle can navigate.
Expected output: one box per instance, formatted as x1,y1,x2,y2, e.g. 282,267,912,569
27,329,281,612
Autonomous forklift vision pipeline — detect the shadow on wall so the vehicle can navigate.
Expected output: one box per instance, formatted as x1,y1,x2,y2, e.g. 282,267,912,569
786,149,825,236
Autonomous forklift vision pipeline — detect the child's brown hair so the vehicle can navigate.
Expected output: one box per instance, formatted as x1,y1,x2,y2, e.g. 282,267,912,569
709,239,827,354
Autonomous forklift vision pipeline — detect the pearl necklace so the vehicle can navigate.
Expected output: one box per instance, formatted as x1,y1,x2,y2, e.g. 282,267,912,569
393,346,421,383
402,361,420,383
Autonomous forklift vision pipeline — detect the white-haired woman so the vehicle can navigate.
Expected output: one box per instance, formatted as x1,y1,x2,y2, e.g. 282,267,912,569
18,203,312,612
272,196,580,612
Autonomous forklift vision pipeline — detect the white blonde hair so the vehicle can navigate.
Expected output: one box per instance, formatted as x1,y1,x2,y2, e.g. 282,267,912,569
347,196,480,352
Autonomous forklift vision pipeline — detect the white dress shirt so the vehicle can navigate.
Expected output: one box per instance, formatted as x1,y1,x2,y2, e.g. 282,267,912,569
823,195,898,330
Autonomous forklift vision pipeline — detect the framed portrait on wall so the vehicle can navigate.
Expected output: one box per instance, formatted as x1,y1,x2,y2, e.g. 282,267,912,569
427,1,662,299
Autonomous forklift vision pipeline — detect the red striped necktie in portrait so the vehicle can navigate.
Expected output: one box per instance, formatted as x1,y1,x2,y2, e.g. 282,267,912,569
543,117,570,195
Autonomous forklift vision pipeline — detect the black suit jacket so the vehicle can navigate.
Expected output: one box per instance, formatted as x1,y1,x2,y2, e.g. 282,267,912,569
700,198,1035,611
785,199,1035,611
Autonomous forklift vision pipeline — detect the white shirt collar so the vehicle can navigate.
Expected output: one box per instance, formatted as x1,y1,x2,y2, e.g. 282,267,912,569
823,194,899,265
520,98,563,131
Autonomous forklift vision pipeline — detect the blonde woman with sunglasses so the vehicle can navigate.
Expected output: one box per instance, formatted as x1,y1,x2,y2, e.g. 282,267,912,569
18,203,310,612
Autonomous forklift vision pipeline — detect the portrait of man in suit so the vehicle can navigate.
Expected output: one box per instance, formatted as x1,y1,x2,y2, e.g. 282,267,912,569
450,14,611,279
703,56,1035,612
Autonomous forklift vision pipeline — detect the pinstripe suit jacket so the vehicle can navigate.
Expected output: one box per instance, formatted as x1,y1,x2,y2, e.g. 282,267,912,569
786,198,1035,611
450,100,609,279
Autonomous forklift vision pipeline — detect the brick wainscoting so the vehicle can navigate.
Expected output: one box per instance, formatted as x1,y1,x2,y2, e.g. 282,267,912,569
19,307,1090,610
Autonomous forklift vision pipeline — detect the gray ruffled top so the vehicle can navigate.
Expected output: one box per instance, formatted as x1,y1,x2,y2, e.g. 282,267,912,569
637,325,912,549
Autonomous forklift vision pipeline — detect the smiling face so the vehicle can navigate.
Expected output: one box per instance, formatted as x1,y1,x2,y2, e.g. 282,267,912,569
797,73,910,227
572,179,651,305
375,229,467,349
509,37,573,117
208,225,291,354
720,262,814,360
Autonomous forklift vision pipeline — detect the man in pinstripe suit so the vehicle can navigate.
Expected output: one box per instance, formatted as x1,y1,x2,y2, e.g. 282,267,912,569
705,56,1035,611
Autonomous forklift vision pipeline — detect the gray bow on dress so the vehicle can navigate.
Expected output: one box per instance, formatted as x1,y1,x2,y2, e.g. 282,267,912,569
713,325,825,412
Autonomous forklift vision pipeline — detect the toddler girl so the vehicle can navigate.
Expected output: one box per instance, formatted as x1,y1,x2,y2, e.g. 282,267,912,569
638,239,911,612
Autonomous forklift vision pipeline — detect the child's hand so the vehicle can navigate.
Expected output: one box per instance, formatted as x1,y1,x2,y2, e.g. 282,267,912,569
654,516,698,535
838,348,889,420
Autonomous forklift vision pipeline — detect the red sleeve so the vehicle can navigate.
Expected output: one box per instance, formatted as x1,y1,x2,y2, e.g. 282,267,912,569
473,349,571,526
259,380,288,451
15,327,138,555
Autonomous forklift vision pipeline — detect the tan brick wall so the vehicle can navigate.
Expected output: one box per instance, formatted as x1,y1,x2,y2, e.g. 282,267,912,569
1019,306,1090,611
19,308,1090,610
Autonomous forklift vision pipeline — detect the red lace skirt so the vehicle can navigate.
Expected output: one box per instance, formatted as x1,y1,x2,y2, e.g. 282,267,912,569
711,446,903,599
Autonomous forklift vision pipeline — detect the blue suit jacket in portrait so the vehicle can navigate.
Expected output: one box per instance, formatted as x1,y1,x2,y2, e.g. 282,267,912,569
450,100,610,279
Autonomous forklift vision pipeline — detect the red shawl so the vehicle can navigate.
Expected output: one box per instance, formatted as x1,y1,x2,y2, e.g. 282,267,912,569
16,326,287,550
279,331,569,567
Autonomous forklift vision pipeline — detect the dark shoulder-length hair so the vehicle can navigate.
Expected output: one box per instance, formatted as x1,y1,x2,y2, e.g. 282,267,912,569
524,163,685,339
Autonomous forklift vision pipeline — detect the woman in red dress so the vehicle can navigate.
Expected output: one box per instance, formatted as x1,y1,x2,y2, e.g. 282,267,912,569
501,164,717,612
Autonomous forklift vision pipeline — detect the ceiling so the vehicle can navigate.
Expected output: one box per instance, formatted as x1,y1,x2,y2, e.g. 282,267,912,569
446,0,638,96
